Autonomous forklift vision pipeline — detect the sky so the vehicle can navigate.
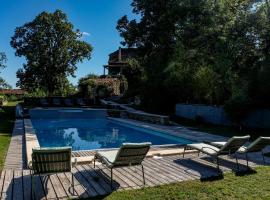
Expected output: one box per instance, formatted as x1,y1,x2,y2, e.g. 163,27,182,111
0,0,138,88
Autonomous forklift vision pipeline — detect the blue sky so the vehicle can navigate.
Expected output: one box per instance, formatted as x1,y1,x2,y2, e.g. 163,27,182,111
0,0,137,88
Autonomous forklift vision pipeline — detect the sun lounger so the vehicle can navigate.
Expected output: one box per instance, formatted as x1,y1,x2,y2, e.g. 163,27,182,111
184,136,250,171
210,136,270,167
40,98,49,107
77,98,86,107
52,98,61,106
64,98,74,107
94,142,151,189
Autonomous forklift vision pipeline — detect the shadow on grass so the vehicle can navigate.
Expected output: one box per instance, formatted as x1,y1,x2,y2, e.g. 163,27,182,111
234,168,257,176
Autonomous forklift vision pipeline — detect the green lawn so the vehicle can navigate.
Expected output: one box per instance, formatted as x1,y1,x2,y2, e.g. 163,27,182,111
0,101,20,170
93,167,270,200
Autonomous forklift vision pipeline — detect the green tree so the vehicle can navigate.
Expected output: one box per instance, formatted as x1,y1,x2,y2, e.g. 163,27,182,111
78,74,97,98
117,0,270,117
11,10,92,96
0,52,12,89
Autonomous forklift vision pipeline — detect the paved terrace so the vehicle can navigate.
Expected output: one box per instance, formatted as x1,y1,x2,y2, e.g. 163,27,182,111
1,119,269,199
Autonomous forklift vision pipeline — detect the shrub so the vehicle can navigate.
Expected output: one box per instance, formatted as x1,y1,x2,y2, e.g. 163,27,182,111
0,95,7,106
7,95,19,102
224,90,251,125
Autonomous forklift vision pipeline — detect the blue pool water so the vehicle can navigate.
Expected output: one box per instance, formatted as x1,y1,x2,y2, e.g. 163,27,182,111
30,109,192,150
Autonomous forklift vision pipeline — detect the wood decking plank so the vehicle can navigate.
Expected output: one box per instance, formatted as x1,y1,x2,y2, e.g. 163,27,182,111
39,174,57,200
32,174,46,200
143,159,181,183
120,166,155,187
76,165,107,196
1,170,13,200
163,156,203,179
95,165,130,190
142,160,175,183
132,165,164,186
149,157,194,181
22,170,32,200
72,167,97,197
56,173,78,199
12,170,23,200
112,168,139,189
0,171,5,199
113,167,142,188
136,163,169,185
4,120,25,170
168,155,218,178
49,174,68,199
83,165,112,193
154,157,197,180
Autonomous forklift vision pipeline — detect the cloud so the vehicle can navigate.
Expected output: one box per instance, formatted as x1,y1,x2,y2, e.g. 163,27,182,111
81,32,90,36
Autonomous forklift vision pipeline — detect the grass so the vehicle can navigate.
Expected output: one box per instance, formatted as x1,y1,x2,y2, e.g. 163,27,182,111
0,101,20,170
93,167,270,200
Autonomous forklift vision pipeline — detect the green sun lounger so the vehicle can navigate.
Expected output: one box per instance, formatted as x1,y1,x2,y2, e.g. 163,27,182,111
94,142,151,189
184,136,250,171
210,136,270,167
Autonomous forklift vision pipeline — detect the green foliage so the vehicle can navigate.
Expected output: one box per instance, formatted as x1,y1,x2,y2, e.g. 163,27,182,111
6,95,18,102
224,89,251,124
122,58,143,97
0,52,7,69
24,88,47,98
0,52,11,89
0,95,7,106
11,10,92,95
117,0,270,118
78,75,96,98
96,85,113,98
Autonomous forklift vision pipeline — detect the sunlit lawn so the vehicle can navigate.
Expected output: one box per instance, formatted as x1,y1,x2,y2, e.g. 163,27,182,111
93,167,270,200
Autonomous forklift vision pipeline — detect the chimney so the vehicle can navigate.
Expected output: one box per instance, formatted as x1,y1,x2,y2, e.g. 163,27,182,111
118,47,122,62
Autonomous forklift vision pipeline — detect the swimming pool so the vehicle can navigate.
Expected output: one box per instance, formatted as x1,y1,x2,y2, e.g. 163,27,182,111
29,109,192,151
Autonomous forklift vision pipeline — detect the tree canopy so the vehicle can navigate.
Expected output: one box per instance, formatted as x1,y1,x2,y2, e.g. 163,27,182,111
11,10,92,96
117,0,270,115
0,52,12,89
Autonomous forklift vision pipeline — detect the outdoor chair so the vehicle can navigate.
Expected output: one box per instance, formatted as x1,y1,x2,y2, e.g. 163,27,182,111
77,98,86,107
52,98,61,107
29,147,76,199
94,142,151,189
40,98,49,107
183,136,250,171
210,136,270,167
64,98,74,107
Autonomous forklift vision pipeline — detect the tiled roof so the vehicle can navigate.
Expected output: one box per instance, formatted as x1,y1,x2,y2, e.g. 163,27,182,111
0,89,26,95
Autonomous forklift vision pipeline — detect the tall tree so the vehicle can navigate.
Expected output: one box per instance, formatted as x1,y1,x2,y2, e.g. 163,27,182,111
117,0,270,115
0,52,12,89
11,10,92,95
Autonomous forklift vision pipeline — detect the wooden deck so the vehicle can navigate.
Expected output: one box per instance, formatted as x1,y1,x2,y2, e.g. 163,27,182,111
1,153,265,200
4,120,26,170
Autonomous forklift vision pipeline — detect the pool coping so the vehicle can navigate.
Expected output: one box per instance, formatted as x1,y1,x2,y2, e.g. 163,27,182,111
24,115,228,167
23,118,189,165
108,118,227,143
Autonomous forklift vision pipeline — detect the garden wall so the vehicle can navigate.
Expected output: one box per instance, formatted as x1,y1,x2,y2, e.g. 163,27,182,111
175,104,270,129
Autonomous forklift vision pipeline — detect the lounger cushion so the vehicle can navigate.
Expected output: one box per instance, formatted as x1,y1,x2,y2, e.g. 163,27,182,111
187,143,220,155
210,141,226,147
211,141,249,153
96,150,118,166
